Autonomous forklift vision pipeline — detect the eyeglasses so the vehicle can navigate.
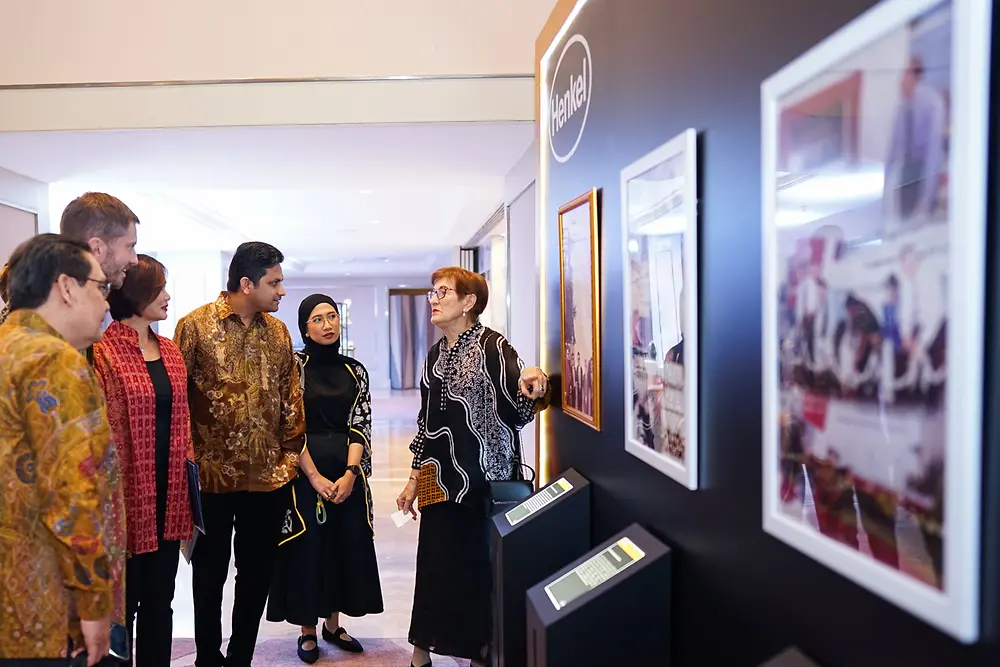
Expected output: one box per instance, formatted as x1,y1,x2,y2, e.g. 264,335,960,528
308,312,339,325
426,287,456,302
88,278,111,298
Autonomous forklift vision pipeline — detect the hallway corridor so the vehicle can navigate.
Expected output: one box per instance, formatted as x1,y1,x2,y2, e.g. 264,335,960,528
167,391,469,665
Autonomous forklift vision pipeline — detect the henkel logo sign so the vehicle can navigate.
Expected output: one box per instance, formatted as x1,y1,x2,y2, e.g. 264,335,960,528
548,34,592,164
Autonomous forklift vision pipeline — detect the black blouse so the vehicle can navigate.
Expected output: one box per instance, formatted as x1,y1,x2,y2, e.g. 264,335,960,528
303,361,356,437
295,351,374,521
145,358,173,492
409,322,541,509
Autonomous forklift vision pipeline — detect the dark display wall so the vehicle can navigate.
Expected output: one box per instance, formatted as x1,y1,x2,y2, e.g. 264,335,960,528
540,0,1000,664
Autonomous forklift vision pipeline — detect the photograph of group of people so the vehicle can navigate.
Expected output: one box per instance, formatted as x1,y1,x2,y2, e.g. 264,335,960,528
772,2,952,590
625,143,690,469
559,190,601,428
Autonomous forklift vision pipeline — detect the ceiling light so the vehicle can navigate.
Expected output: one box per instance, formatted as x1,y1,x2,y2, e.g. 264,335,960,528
399,284,408,288
371,220,381,225
383,258,390,262
360,189,373,195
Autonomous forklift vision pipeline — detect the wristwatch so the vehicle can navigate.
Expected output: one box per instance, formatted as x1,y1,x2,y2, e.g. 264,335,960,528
346,464,362,477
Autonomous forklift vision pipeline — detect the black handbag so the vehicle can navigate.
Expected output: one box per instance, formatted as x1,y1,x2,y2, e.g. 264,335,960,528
488,445,537,517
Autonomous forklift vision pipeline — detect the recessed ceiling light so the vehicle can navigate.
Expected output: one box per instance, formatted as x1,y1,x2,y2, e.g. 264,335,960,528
345,272,352,276
360,189,373,195
399,284,408,288
383,258,390,262
371,220,381,225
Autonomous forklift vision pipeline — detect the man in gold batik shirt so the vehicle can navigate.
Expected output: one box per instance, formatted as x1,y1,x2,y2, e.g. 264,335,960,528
173,242,304,667
0,235,120,665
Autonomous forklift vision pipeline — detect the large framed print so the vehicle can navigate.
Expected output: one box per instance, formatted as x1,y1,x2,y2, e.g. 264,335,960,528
621,130,699,489
761,0,990,642
558,188,601,430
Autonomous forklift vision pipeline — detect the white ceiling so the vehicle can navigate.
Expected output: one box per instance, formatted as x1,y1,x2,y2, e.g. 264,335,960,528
0,122,534,276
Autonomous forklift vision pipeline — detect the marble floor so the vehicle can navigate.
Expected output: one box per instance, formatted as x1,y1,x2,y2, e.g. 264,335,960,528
170,390,437,660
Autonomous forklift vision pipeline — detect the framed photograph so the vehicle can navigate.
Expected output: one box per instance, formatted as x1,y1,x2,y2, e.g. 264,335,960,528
761,0,990,641
621,130,699,489
558,188,601,430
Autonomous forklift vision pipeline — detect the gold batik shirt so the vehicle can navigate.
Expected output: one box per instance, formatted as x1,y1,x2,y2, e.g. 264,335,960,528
0,310,121,659
174,293,305,494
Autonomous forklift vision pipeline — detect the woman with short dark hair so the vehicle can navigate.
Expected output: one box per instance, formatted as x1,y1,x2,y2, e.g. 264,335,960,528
397,266,550,667
93,254,194,667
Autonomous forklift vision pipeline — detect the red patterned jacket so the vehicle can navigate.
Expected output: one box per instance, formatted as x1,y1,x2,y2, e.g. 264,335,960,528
94,321,194,555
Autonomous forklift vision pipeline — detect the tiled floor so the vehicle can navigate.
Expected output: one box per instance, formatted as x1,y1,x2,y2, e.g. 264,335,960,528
171,390,425,650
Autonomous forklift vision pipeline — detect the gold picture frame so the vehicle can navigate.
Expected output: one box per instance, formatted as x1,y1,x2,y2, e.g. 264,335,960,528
557,188,601,430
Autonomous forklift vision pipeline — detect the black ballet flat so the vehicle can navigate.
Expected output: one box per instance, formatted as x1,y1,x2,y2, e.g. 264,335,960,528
410,662,432,667
322,623,364,653
297,634,319,664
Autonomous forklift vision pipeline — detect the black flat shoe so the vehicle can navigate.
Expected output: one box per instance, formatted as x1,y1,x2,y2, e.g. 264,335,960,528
297,634,319,664
322,623,364,653
410,662,432,667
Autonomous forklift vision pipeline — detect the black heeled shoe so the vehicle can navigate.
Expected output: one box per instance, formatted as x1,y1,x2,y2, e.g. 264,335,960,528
322,622,364,653
297,634,319,664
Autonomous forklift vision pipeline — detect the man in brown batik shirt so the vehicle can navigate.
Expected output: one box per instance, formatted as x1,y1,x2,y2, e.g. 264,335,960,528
174,242,305,667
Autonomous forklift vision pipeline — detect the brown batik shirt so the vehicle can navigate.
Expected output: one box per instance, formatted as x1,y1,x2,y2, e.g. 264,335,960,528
174,293,305,494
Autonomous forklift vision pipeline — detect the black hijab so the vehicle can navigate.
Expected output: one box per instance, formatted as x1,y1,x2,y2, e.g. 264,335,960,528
298,293,344,364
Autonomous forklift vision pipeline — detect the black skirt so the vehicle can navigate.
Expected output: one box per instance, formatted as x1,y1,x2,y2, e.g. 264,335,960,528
267,433,384,625
408,500,492,661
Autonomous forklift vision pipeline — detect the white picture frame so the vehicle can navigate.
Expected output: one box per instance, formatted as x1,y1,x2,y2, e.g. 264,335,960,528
761,0,989,642
621,129,699,489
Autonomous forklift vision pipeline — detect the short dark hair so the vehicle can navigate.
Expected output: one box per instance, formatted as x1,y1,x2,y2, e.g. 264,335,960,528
7,234,93,311
108,254,167,321
227,242,284,292
60,192,140,243
430,266,489,318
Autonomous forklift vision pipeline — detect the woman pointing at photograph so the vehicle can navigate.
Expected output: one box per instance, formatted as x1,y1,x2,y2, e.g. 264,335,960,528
397,267,550,667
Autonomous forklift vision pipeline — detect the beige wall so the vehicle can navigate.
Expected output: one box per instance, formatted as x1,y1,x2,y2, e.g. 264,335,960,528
0,203,38,307
0,0,557,86
0,166,47,238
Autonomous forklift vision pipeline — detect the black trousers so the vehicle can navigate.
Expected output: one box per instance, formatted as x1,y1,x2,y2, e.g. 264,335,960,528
193,487,286,667
126,541,181,667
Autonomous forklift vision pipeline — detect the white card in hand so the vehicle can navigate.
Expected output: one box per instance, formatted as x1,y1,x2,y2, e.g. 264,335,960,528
391,510,412,528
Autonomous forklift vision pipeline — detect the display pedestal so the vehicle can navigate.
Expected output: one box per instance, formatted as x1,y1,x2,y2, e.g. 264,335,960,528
760,647,822,667
525,523,671,666
492,468,591,667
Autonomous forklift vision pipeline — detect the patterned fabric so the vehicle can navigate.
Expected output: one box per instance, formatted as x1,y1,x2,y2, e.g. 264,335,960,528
294,353,375,531
174,293,305,493
0,310,123,658
93,321,194,555
410,323,546,510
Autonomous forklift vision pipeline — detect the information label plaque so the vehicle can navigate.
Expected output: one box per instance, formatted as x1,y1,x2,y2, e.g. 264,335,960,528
544,537,644,610
506,477,574,526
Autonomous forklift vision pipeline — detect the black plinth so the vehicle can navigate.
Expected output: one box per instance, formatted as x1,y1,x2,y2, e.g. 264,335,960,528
492,468,591,667
525,523,671,667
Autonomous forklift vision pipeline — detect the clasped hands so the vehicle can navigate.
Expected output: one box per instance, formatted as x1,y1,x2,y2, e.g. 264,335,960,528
308,470,356,504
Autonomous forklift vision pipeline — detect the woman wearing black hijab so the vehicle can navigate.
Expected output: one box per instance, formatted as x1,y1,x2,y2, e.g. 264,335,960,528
267,294,384,664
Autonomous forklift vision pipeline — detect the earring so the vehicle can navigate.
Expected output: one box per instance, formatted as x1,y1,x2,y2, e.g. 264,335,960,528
463,309,468,316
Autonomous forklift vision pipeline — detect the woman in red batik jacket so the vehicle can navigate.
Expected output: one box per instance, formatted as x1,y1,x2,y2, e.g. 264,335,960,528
93,254,194,667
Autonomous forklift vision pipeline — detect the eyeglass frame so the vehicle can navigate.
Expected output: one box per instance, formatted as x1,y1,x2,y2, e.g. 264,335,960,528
307,311,340,325
426,286,459,302
86,277,111,298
